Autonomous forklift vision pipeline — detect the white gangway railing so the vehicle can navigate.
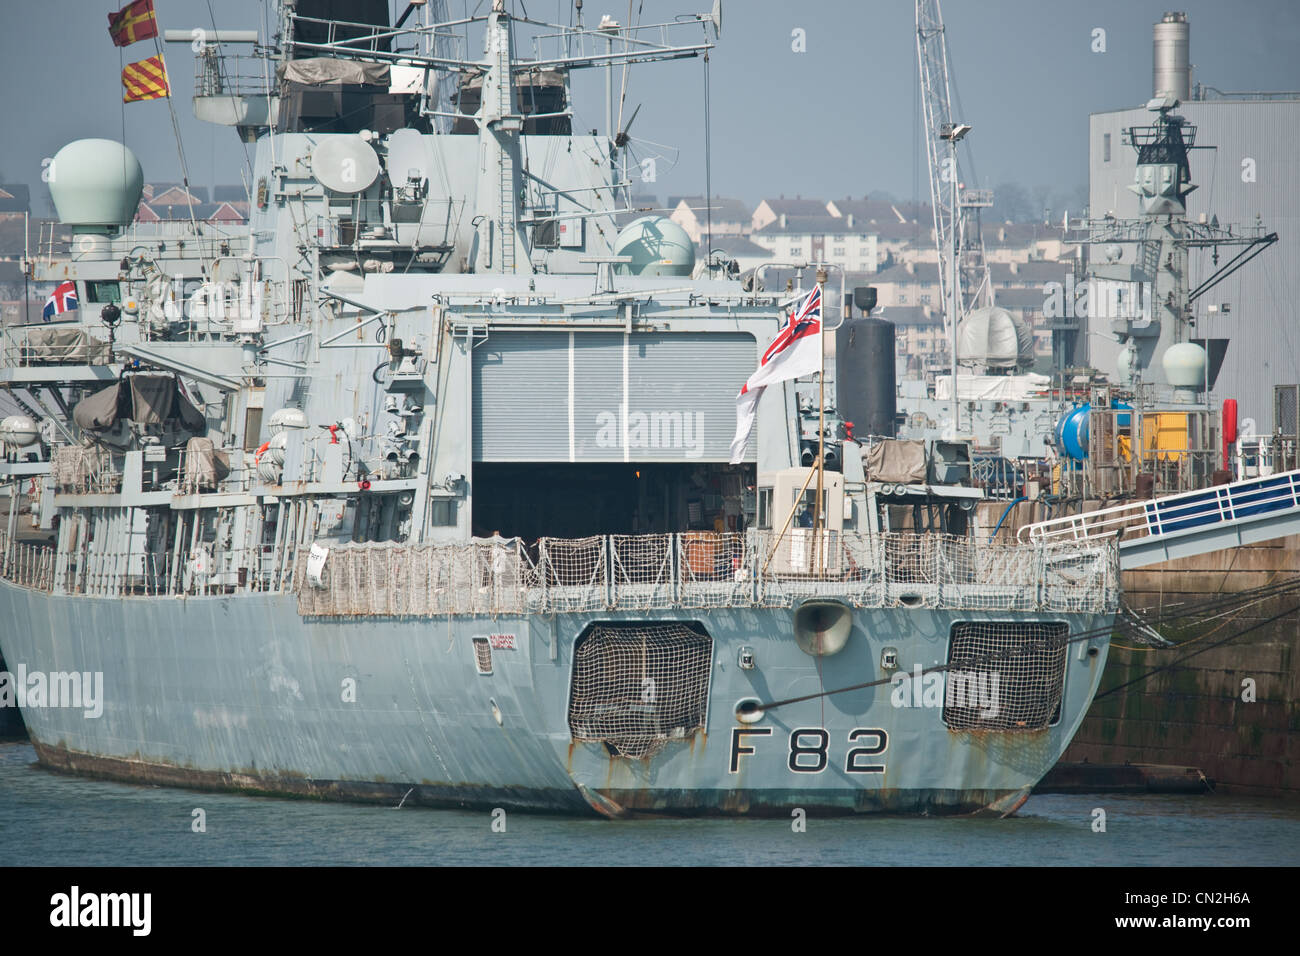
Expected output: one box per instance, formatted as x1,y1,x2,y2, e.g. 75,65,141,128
1020,469,1300,548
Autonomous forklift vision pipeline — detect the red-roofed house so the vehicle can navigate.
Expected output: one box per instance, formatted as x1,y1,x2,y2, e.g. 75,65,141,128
205,201,247,224
148,185,205,206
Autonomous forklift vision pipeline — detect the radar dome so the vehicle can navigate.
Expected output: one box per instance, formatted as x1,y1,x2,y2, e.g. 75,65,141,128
958,306,1032,370
48,139,144,228
612,216,695,277
1162,341,1207,400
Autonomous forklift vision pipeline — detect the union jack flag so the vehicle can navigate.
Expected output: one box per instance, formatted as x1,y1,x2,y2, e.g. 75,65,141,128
730,286,825,463
42,281,78,322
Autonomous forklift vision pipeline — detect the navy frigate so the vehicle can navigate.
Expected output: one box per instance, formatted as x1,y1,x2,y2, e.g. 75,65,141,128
0,0,1121,816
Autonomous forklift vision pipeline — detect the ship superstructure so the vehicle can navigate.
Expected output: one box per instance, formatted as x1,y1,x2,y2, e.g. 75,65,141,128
894,9,1281,510
0,1,1119,816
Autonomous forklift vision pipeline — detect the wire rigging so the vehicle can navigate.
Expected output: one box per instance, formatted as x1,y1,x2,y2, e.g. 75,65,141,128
753,572,1300,713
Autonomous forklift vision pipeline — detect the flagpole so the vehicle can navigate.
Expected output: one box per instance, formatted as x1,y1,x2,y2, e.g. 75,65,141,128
813,266,827,573
23,210,29,323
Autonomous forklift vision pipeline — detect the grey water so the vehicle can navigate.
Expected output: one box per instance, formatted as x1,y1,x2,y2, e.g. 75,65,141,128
3,741,1297,866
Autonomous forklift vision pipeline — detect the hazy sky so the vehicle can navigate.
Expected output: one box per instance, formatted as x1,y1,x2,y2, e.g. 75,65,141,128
3,0,1298,212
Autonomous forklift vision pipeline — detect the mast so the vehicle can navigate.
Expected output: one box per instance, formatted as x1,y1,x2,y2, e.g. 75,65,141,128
471,2,533,274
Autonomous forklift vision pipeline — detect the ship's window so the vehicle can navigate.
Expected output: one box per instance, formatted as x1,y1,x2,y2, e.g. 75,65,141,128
757,487,773,529
792,487,830,528
1103,133,1111,163
243,407,264,452
85,280,121,304
430,498,457,526
942,622,1068,732
472,637,493,675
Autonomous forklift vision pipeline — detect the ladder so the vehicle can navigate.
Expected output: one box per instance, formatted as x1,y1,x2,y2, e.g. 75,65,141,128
495,34,517,274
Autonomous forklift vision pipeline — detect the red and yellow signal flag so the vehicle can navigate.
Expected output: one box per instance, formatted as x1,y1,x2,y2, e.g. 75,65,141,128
108,0,159,47
122,55,170,103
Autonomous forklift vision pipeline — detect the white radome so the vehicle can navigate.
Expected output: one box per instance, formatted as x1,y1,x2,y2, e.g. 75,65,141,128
1162,341,1208,387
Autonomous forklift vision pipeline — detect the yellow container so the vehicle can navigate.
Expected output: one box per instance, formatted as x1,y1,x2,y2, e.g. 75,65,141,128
1143,412,1188,463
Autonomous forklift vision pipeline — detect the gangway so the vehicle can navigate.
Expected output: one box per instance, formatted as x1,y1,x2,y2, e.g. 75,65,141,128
1019,470,1300,569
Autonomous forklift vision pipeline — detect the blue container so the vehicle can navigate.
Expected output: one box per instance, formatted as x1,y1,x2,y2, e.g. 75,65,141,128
1056,403,1131,460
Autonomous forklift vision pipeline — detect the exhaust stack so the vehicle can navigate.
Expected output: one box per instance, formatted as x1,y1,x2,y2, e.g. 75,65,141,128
1153,11,1191,101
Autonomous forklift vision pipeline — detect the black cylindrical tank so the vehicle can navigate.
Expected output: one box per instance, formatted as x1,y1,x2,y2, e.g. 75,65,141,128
836,316,896,439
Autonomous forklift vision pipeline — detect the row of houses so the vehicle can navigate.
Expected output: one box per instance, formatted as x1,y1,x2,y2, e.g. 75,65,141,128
667,194,1076,272
135,184,249,225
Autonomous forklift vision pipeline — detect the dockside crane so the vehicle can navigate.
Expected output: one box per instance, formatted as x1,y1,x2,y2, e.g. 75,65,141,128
916,0,993,337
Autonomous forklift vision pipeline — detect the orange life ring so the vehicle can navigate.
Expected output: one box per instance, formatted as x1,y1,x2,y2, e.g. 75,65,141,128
254,440,271,463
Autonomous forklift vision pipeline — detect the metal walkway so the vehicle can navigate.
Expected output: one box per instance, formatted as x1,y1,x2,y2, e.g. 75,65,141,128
1020,470,1300,569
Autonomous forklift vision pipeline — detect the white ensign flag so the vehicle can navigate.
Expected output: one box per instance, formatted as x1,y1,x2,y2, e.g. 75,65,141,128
729,285,823,464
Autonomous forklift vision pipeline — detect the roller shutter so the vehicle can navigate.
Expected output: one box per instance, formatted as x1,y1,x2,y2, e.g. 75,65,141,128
473,330,757,462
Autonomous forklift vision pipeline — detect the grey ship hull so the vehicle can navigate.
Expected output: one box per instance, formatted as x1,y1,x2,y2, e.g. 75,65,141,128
0,580,1112,816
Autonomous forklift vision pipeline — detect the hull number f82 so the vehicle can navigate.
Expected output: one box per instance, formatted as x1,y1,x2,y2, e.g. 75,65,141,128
729,728,889,775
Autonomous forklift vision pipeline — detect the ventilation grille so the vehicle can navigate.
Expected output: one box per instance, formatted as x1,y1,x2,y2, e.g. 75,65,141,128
568,623,712,758
1276,385,1299,439
942,622,1067,731
472,637,493,675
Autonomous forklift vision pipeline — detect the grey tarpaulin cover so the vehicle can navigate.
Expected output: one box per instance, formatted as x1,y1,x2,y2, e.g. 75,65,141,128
21,327,110,365
866,439,928,484
72,382,123,430
181,437,230,493
72,375,206,432
282,57,390,86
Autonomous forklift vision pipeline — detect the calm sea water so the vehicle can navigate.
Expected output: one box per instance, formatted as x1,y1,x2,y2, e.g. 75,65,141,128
4,741,1297,866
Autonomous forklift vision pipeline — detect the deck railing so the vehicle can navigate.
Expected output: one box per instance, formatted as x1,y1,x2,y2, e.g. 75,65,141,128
0,526,1120,614
292,531,1120,618
0,529,55,592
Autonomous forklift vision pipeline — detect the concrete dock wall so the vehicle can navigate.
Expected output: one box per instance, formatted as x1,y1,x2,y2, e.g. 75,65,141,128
1063,533,1300,798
